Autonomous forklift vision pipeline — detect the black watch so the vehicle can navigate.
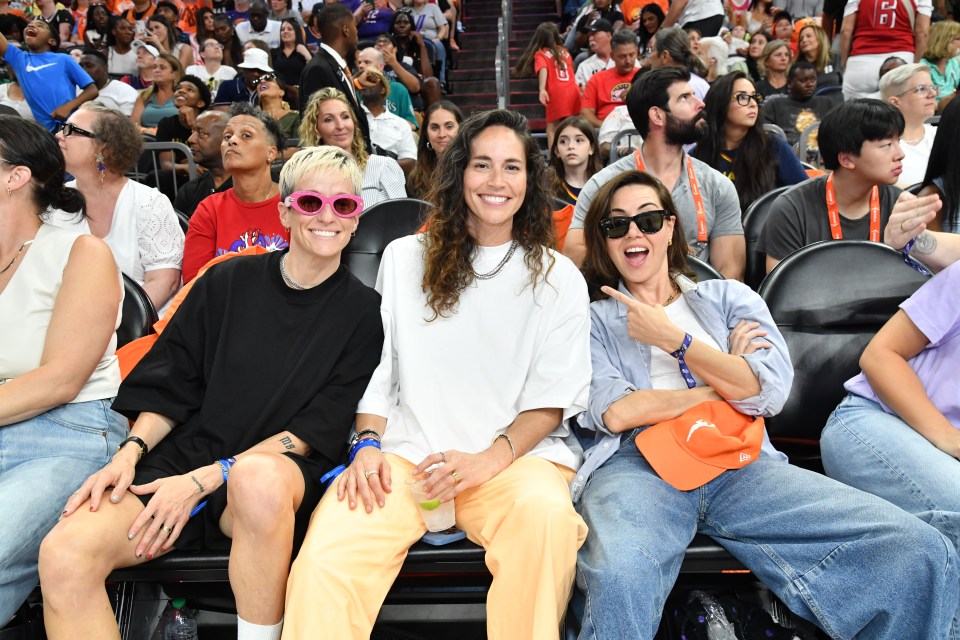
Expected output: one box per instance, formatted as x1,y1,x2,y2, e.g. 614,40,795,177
117,436,149,460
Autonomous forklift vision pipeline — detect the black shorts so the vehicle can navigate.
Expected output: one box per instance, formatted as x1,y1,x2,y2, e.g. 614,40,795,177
132,452,326,554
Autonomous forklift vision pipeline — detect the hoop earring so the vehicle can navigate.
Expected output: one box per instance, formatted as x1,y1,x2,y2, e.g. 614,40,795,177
96,153,106,184
426,140,432,150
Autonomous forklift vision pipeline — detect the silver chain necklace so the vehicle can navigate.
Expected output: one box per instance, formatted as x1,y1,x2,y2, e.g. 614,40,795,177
474,240,518,280
279,253,312,290
0,240,33,275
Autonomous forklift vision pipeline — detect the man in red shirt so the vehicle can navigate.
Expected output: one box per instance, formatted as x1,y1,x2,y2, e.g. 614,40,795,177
581,28,639,128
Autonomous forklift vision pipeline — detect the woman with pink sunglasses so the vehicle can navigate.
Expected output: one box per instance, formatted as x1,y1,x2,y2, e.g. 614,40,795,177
39,145,385,640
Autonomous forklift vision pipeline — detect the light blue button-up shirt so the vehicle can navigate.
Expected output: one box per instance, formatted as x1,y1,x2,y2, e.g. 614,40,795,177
571,275,793,502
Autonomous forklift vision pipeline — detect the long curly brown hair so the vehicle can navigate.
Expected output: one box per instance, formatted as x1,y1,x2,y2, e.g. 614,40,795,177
421,109,556,319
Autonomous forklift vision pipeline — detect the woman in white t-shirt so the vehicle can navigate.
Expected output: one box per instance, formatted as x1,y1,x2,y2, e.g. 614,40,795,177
880,63,938,186
0,67,34,120
48,103,184,311
283,108,592,639
0,114,127,627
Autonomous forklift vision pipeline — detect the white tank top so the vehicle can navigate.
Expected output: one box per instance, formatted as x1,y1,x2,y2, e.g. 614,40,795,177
0,224,121,403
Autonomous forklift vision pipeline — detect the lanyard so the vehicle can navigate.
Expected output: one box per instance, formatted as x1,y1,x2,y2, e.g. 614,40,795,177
561,180,579,203
825,172,881,242
634,149,708,245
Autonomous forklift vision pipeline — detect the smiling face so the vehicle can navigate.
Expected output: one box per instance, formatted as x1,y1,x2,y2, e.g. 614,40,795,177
555,125,593,171
641,10,659,33
23,20,55,51
604,183,675,287
279,171,359,264
149,19,169,45
174,80,206,109
257,76,284,102
463,125,526,246
427,108,459,154
315,98,355,152
727,77,760,130
798,26,818,58
55,108,100,174
221,114,277,172
280,20,296,43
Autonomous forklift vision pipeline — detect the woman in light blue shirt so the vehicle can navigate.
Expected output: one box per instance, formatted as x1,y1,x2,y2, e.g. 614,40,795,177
573,168,959,640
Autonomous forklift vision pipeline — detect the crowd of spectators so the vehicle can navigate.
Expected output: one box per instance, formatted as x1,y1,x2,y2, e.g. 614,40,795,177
3,0,960,637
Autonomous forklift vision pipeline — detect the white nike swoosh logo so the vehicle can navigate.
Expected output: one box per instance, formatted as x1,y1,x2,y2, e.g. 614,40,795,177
25,63,56,72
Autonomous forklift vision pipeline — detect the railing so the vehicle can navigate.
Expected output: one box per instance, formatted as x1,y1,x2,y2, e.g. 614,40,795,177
495,0,512,109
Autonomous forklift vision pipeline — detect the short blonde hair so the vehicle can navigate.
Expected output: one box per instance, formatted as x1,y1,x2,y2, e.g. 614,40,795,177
924,20,960,63
758,39,790,77
879,63,930,99
279,145,363,198
298,87,369,169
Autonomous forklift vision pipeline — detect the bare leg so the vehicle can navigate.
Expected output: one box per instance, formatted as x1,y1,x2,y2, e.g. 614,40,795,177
546,120,558,149
40,494,161,640
219,453,306,625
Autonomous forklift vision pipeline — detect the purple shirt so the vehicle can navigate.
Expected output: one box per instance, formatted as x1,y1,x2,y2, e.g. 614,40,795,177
845,260,960,427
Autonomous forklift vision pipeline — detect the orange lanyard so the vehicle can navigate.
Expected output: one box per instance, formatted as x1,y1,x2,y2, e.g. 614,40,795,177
634,149,708,244
561,180,579,203
825,172,881,242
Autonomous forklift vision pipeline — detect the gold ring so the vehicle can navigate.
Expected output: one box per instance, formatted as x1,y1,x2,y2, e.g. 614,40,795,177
450,471,462,485
364,469,379,479
161,526,173,534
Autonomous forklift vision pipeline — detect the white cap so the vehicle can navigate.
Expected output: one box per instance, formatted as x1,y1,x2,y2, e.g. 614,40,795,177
131,40,160,57
236,48,273,73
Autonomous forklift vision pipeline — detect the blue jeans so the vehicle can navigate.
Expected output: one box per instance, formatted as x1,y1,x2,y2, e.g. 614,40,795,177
823,393,960,555
0,399,126,625
576,431,960,640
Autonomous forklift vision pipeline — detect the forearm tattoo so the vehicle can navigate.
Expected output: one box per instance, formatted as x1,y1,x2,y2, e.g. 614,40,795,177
913,231,937,255
279,435,296,450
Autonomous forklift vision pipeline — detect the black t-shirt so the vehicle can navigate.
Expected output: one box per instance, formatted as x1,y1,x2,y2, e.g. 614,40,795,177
271,47,308,86
575,7,624,32
39,7,74,36
173,171,233,216
757,174,902,260
755,78,789,99
763,95,834,147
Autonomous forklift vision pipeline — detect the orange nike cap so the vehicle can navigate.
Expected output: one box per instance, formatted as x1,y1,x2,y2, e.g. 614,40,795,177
635,401,765,491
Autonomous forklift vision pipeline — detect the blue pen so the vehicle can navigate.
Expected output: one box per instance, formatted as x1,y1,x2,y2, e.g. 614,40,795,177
190,500,207,517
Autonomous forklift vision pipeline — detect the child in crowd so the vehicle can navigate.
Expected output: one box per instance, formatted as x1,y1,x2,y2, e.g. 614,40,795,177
514,21,580,148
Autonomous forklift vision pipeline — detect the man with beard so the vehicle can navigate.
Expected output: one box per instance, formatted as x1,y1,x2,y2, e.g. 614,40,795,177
174,110,232,217
764,60,834,149
299,2,371,151
581,28,640,128
564,67,745,280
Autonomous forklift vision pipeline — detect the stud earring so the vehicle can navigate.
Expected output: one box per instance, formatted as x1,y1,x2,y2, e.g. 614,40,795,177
426,141,432,150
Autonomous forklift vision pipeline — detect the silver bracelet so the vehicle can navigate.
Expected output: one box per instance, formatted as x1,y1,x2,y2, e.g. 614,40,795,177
492,433,516,463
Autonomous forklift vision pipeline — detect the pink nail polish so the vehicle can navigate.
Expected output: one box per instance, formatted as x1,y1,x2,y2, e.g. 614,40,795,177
146,552,154,559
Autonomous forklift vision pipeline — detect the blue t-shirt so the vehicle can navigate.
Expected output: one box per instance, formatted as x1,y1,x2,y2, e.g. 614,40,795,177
3,46,93,131
213,77,253,105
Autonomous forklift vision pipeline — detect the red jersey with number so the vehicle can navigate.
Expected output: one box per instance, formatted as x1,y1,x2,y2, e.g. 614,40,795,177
849,0,920,56
534,48,580,122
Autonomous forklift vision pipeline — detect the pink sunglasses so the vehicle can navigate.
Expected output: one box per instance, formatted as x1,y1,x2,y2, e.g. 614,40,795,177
283,191,364,218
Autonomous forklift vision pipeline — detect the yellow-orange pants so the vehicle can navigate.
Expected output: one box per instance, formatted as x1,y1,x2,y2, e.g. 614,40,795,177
282,453,588,639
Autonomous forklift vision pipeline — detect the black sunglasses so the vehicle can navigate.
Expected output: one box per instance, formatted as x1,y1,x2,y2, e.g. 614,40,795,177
599,210,672,239
54,121,97,139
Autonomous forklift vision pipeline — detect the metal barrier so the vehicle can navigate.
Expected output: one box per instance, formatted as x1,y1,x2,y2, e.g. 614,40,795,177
495,0,512,110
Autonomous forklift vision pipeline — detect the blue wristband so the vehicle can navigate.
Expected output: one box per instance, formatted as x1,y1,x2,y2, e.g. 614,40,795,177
320,464,346,485
216,457,237,483
670,333,697,389
902,238,933,276
349,438,381,462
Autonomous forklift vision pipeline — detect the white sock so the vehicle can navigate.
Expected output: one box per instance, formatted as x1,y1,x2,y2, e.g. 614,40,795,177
237,615,283,640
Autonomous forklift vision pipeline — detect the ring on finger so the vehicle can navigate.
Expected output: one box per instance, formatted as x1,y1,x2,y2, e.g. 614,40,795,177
450,471,462,485
161,525,173,534
364,469,379,479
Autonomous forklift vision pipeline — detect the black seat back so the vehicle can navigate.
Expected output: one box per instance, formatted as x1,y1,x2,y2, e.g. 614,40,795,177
742,185,791,291
343,198,432,287
759,241,930,461
688,255,723,282
118,274,159,348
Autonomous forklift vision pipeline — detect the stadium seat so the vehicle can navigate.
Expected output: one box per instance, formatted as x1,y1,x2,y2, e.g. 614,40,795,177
688,254,723,281
342,198,432,287
609,127,641,164
742,185,791,291
175,209,190,234
117,274,158,349
759,240,930,466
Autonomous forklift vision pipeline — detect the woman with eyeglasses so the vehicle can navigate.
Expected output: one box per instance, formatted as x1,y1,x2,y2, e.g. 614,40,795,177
0,113,128,629
271,18,311,88
693,71,807,211
880,63,938,186
300,87,406,208
47,103,183,311
39,145,384,640
185,38,238,94
574,167,960,640
182,103,289,283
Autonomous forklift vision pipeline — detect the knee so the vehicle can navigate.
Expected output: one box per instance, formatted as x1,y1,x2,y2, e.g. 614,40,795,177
38,521,105,590
227,453,297,524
